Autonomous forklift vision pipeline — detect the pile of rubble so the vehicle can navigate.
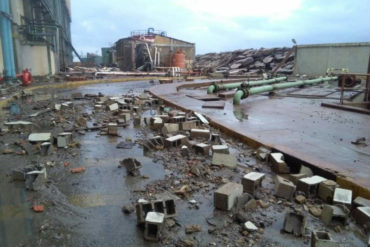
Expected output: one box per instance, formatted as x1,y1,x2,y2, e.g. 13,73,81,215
194,47,295,75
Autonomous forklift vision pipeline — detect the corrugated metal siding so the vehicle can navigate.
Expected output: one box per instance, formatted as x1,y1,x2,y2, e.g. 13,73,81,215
294,42,370,76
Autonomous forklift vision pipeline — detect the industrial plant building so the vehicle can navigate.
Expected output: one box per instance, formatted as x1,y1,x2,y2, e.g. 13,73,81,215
115,29,195,71
0,0,73,78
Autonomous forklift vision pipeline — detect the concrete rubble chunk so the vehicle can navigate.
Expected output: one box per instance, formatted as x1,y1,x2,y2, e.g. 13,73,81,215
235,193,256,211
40,142,52,156
282,211,306,237
121,158,142,176
297,175,327,198
107,103,119,111
318,180,338,203
194,112,209,125
194,143,210,155
256,146,271,161
333,188,352,205
57,132,72,148
211,145,229,154
275,175,296,200
311,231,340,247
214,182,243,211
353,207,370,229
144,212,165,241
190,129,210,139
164,199,177,218
180,120,197,131
108,123,118,136
289,173,309,185
5,121,33,132
165,134,187,148
242,172,265,195
211,153,237,168
210,133,221,144
270,152,290,174
162,123,179,135
136,200,154,224
353,196,370,208
244,221,258,232
28,133,52,143
321,204,349,226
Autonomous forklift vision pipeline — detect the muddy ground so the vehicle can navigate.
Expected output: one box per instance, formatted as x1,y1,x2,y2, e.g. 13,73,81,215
0,80,367,247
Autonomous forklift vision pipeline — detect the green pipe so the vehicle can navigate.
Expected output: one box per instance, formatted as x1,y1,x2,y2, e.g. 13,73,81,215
207,77,287,94
233,76,338,105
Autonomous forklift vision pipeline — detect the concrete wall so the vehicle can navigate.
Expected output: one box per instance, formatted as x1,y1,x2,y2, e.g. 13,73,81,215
18,46,56,76
294,42,370,76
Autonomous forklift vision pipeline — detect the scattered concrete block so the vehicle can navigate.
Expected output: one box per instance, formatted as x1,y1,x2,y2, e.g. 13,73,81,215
57,132,72,148
121,158,142,176
333,188,352,205
107,103,119,111
136,200,154,224
353,196,370,208
194,143,210,155
297,175,327,198
194,112,209,125
153,200,165,214
134,116,141,126
151,117,163,129
214,182,243,211
164,199,177,217
289,173,309,185
299,165,313,177
181,145,189,157
28,133,52,143
282,211,306,237
120,112,131,122
190,129,210,139
352,207,370,228
311,231,340,247
211,145,229,154
162,123,179,135
256,146,271,161
40,142,52,156
242,172,265,195
318,180,338,203
211,153,237,168
180,120,197,131
144,212,165,241
164,135,187,148
274,175,296,200
321,205,349,226
270,153,290,173
108,123,118,136
235,193,256,211
169,116,186,123
244,221,258,232
5,121,33,132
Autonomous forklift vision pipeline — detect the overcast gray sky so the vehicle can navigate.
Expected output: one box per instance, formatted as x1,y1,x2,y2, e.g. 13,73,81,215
71,0,370,56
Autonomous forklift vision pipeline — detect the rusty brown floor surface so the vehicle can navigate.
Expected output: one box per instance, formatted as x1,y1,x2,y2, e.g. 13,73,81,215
150,80,370,193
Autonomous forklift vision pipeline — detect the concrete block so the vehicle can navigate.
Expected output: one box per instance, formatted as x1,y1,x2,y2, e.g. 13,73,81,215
194,143,210,155
153,200,165,214
133,116,141,127
136,201,154,224
57,132,72,148
180,120,198,131
333,188,352,205
242,172,265,195
270,153,290,173
299,165,313,177
289,173,309,185
311,231,340,247
211,145,229,154
352,207,370,228
275,175,296,200
353,196,370,208
190,129,210,139
256,146,271,161
169,116,186,123
297,176,327,198
107,103,119,111
144,212,165,241
162,123,179,135
40,142,52,156
151,117,163,130
28,133,52,143
5,121,33,132
164,199,176,217
108,123,118,136
211,153,237,168
235,193,256,211
318,180,338,203
164,135,187,148
120,112,131,122
283,211,306,236
214,182,243,211
181,145,189,157
121,158,142,176
321,204,349,226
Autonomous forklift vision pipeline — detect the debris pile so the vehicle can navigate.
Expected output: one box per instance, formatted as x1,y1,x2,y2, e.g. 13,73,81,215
194,47,295,75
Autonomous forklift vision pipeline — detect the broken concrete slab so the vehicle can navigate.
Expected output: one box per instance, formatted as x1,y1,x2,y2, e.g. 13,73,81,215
28,133,52,143
211,153,237,168
311,231,340,247
194,112,209,125
214,182,243,211
144,212,165,241
333,188,352,205
242,172,265,195
270,152,290,174
282,211,306,237
297,175,327,198
275,175,296,200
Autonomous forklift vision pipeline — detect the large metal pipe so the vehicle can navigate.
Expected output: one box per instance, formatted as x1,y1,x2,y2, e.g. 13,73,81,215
0,0,16,78
233,76,338,105
207,76,287,94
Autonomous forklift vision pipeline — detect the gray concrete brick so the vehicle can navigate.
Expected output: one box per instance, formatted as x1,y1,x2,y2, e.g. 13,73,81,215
242,172,265,195
108,123,118,135
274,175,296,200
333,188,352,205
321,204,349,226
214,182,243,211
282,211,306,237
311,231,340,247
190,128,210,139
270,153,290,173
144,212,164,241
352,206,370,229
297,175,327,198
318,180,338,203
